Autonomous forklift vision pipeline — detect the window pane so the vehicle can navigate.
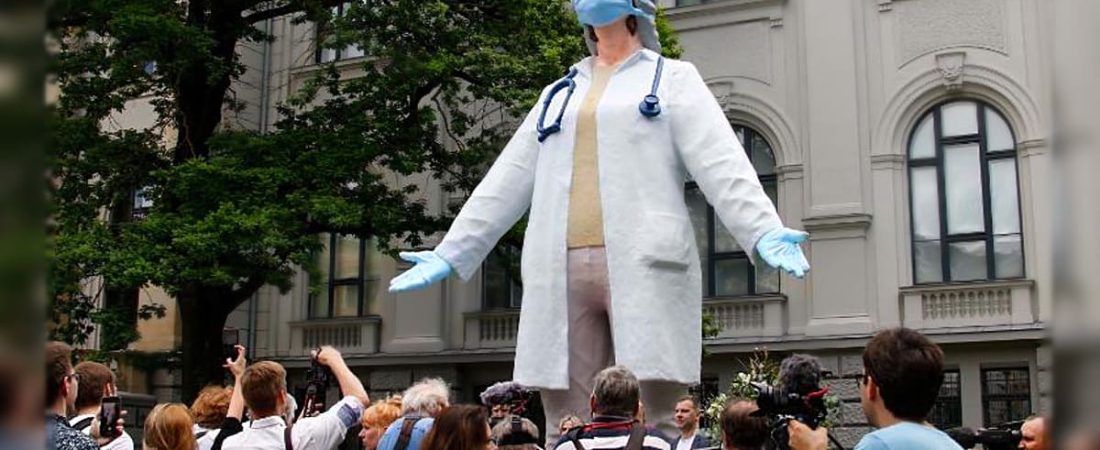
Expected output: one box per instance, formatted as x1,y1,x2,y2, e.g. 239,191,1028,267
333,235,361,279
714,223,740,253
344,44,364,59
949,240,988,281
483,252,510,310
910,114,935,159
317,233,331,279
914,240,944,283
941,371,961,397
319,47,337,63
985,108,1014,151
701,261,710,297
714,258,750,296
311,291,330,318
687,188,709,256
944,143,986,234
994,234,1024,278
751,134,776,176
511,280,523,308
910,167,941,240
764,182,778,207
941,101,978,137
332,284,360,317
755,260,779,294
989,158,1021,235
364,279,380,315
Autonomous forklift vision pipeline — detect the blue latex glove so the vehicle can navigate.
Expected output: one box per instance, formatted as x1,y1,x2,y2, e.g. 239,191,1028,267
388,251,453,293
755,227,810,278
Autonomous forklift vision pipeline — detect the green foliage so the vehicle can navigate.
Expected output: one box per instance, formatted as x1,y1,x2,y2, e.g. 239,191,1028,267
655,8,684,59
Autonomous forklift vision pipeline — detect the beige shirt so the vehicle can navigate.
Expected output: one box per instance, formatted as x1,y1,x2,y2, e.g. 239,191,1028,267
567,63,617,248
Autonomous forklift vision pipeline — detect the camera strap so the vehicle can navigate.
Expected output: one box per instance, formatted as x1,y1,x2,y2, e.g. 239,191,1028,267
284,423,294,450
625,421,646,450
394,416,422,450
566,420,645,450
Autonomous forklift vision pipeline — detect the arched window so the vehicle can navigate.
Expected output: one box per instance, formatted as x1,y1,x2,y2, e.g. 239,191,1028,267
687,125,779,297
908,101,1024,284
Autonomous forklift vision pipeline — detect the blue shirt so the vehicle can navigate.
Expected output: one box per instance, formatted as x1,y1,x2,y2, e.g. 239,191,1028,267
855,422,964,450
376,416,434,450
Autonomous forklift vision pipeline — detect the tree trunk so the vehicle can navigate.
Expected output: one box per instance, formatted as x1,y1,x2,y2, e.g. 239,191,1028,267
177,289,235,403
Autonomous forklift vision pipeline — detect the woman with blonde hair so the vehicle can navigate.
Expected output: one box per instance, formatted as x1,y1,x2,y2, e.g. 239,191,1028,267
358,395,403,450
143,403,196,450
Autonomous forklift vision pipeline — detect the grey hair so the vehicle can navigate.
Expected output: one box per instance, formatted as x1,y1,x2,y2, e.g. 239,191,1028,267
591,366,640,417
402,378,451,417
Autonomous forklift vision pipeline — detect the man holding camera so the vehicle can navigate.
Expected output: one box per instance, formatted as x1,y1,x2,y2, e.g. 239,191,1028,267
220,345,368,450
69,362,134,450
787,328,962,450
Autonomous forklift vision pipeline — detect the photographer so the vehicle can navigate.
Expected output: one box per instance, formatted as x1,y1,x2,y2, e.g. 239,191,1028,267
751,354,830,450
219,345,368,450
791,328,961,450
70,361,135,450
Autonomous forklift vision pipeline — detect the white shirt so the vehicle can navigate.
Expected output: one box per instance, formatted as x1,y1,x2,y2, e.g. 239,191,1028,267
69,413,135,450
675,432,696,450
220,396,365,450
193,424,221,450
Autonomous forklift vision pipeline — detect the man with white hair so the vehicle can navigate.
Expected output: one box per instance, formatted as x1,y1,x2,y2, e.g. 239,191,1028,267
375,378,451,450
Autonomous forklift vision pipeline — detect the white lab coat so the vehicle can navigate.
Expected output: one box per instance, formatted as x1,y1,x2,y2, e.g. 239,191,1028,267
435,48,783,389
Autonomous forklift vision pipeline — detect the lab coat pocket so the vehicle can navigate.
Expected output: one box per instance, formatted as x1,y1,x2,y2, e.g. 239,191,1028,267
636,212,692,271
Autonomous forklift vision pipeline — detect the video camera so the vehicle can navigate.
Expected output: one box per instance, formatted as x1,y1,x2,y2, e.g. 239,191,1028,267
946,421,1024,450
302,347,333,418
751,381,832,450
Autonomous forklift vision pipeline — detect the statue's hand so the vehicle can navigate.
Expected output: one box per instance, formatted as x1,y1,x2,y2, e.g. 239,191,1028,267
755,227,810,278
388,251,453,293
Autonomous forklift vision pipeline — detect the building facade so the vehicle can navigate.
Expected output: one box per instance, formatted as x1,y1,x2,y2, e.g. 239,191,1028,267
105,0,1052,445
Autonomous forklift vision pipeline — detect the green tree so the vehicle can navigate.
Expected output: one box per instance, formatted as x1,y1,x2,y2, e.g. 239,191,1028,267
48,0,681,401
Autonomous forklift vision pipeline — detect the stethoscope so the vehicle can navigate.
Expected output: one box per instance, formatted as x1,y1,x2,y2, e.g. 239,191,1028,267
536,56,665,143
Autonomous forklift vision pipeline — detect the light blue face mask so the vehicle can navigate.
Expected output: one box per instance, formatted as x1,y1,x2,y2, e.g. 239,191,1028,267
572,0,649,27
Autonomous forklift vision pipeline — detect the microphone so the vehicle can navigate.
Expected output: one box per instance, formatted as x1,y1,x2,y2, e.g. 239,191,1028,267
945,427,977,449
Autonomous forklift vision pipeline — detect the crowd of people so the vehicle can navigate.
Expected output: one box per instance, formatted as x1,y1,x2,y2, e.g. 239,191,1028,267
46,327,1052,450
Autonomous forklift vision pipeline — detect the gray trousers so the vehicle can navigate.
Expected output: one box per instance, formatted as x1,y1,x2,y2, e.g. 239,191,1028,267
540,246,687,448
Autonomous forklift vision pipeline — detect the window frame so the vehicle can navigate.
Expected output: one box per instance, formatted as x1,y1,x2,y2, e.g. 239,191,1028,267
481,244,523,310
928,369,963,429
980,367,1032,426
313,3,365,64
308,233,368,319
907,101,1026,284
690,124,779,298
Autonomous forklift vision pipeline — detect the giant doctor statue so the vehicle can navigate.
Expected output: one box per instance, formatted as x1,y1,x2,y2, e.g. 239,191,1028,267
389,0,810,442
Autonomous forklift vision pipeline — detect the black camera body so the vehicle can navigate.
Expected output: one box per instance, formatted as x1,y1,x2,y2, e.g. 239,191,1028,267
946,421,1024,450
302,349,333,417
751,381,831,450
